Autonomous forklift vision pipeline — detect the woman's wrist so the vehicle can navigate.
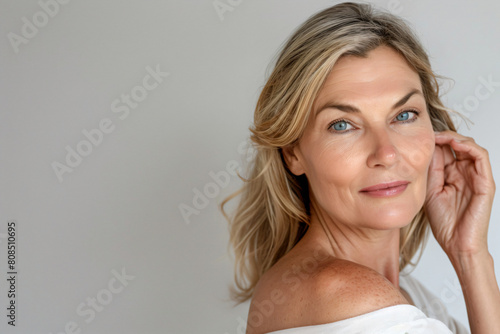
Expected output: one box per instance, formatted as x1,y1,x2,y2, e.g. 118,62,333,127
447,248,500,334
448,248,493,281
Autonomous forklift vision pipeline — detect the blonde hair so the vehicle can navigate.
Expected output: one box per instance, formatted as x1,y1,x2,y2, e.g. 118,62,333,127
221,2,457,304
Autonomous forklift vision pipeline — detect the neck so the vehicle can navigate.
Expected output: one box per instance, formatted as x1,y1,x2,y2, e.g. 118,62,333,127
304,206,402,286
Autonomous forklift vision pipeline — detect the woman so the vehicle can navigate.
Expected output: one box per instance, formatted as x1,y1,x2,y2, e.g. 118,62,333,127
222,3,499,333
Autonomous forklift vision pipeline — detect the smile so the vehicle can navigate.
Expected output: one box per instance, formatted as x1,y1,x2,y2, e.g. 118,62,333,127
359,181,410,198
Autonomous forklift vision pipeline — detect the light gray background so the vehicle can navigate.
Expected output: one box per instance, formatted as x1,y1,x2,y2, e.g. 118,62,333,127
0,0,499,333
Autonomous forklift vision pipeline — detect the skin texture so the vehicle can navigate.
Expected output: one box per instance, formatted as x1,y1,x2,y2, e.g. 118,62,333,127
248,46,433,334
247,45,500,334
426,131,499,334
284,45,435,283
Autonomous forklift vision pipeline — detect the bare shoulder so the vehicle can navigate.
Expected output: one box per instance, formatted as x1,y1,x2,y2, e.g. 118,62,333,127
247,249,407,334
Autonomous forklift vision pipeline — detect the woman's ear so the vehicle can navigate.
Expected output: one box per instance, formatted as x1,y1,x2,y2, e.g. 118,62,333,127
282,144,305,176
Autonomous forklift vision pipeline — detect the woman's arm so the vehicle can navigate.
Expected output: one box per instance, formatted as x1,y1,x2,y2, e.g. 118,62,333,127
426,130,500,333
450,250,500,333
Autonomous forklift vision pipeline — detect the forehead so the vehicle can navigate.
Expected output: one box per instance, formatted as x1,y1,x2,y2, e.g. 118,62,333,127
315,46,421,106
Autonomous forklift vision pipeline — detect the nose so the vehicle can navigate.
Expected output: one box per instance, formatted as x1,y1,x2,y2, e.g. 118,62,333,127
366,127,400,168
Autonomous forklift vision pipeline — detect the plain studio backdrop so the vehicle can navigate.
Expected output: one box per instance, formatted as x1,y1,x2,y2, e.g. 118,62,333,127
0,0,499,333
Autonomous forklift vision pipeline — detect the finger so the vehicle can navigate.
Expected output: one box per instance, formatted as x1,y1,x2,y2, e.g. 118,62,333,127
440,143,456,167
434,130,473,143
433,135,456,171
448,139,494,181
435,132,477,163
435,132,483,164
427,144,445,197
435,132,494,187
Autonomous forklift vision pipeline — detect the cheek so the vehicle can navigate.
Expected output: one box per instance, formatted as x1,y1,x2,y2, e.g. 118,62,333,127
397,126,435,178
397,133,435,216
302,140,362,197
307,140,356,174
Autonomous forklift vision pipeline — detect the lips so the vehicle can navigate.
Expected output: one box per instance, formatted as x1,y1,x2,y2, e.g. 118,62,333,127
360,181,410,192
359,181,410,198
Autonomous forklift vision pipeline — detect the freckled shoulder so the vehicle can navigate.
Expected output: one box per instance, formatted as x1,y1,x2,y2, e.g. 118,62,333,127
246,253,408,334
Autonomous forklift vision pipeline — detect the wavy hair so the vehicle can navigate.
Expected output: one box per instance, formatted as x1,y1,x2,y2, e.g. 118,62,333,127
221,2,457,304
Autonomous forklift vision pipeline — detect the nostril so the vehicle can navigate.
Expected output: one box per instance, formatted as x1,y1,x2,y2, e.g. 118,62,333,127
367,142,400,168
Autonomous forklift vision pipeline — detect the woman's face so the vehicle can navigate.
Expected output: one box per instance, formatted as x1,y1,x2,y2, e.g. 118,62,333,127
284,45,435,230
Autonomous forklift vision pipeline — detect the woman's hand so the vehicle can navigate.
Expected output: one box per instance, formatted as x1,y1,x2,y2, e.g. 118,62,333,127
425,130,496,258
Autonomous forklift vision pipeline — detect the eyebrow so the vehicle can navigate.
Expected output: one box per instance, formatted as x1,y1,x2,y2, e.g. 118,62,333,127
315,88,423,115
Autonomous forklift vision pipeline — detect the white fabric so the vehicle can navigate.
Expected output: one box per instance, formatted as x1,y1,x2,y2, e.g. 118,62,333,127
265,274,469,334
399,274,469,334
266,304,452,333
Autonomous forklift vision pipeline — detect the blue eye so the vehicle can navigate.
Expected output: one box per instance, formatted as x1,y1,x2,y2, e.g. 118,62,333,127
395,110,419,122
396,111,410,121
329,120,353,132
333,121,348,131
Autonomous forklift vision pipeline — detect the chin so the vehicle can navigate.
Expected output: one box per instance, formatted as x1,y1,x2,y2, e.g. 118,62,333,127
360,206,420,230
360,191,425,227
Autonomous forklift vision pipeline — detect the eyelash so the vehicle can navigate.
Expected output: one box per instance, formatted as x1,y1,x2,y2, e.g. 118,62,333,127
327,109,421,133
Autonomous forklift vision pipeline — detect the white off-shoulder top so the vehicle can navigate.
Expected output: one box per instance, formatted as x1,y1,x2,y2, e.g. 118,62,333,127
265,274,469,334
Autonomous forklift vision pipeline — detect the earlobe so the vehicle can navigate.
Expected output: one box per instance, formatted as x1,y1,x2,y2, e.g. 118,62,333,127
282,144,305,176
